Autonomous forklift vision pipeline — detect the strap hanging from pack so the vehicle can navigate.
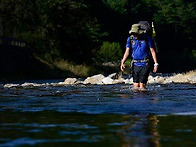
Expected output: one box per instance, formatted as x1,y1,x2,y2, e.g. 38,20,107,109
152,22,156,38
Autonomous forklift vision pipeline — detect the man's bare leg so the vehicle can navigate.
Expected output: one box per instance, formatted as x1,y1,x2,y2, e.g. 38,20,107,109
139,83,146,90
133,83,140,89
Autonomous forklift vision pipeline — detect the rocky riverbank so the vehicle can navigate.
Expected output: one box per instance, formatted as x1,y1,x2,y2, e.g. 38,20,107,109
63,70,196,85
3,70,196,88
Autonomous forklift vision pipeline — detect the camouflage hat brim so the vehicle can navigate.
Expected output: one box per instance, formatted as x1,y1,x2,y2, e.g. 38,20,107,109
129,24,145,34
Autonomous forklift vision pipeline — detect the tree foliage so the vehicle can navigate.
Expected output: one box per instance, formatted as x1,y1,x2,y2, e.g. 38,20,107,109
96,41,122,62
0,0,195,71
102,0,129,14
0,0,107,62
153,0,196,50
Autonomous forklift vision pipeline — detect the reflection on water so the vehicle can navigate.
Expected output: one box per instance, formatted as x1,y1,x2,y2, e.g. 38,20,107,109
158,115,196,147
0,83,196,146
0,112,160,147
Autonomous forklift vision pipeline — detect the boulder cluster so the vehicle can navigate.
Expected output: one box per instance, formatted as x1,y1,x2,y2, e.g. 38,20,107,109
64,73,131,85
63,70,196,85
3,70,196,88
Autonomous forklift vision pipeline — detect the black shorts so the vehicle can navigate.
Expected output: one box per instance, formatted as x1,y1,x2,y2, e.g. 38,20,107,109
132,65,150,84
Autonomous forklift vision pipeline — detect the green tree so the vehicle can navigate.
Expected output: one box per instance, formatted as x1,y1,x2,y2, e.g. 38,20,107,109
153,0,196,50
103,0,129,14
0,0,107,62
96,41,122,62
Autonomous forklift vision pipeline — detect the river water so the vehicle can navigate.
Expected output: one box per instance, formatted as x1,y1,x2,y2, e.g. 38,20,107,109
0,80,196,147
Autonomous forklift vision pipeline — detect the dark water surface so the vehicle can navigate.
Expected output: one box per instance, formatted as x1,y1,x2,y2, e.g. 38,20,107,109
0,82,196,146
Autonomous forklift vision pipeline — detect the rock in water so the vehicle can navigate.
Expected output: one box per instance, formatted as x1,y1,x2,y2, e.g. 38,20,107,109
83,74,105,84
102,77,113,84
64,78,77,84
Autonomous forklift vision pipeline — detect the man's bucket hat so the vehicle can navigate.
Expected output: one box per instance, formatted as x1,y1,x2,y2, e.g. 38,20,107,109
129,24,145,34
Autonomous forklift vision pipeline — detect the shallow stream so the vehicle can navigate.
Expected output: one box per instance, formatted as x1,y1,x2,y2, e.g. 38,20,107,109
0,80,196,146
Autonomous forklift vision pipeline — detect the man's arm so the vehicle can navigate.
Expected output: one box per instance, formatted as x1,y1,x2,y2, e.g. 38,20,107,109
150,47,158,73
120,47,130,72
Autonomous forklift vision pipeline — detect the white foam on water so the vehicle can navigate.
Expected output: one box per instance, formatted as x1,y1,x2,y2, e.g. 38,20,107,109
172,112,196,116
159,111,196,116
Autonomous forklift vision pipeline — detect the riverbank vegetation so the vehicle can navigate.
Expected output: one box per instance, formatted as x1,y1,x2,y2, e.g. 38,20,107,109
0,0,196,80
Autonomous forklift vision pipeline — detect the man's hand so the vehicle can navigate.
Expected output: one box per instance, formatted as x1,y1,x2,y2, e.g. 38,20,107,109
153,63,159,73
153,66,158,73
120,48,130,72
120,63,125,72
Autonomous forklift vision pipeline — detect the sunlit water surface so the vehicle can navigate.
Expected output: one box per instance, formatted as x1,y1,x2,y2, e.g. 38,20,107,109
0,81,196,146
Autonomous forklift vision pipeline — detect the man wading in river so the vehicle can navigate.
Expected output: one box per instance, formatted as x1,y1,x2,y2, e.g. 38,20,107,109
120,22,158,90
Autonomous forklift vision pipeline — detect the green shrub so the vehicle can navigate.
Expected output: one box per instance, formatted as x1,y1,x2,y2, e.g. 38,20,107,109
96,41,122,62
191,50,196,60
125,58,132,66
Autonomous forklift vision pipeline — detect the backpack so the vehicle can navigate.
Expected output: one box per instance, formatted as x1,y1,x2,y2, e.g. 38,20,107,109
138,21,158,52
130,21,152,47
129,21,158,52
138,21,152,36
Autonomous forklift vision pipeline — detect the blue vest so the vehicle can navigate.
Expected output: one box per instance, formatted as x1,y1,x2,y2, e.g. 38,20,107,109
126,35,154,66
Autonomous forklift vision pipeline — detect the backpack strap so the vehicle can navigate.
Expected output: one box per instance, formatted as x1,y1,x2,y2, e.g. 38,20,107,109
129,34,149,48
144,35,149,48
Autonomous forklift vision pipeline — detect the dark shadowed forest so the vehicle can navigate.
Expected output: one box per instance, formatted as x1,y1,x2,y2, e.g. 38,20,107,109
0,0,196,80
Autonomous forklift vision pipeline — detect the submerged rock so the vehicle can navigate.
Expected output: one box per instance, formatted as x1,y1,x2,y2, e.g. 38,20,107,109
21,82,42,87
4,84,20,88
148,75,165,84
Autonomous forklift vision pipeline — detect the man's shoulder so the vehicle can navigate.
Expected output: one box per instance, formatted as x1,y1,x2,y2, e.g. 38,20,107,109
126,36,131,42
